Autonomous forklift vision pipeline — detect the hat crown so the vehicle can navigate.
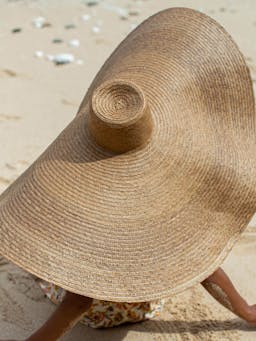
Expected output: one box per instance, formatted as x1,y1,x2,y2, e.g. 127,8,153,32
88,79,153,153
92,80,145,127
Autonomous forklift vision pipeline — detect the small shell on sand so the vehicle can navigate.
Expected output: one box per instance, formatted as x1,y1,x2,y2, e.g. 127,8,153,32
92,26,101,33
53,53,75,65
82,14,91,21
102,3,128,18
69,39,80,47
34,50,44,58
32,16,50,28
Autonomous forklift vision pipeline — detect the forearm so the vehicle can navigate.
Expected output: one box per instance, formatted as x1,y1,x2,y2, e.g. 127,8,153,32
201,267,249,320
27,292,93,341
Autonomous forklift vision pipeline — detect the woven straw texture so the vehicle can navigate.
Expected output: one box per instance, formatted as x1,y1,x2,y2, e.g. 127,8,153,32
0,7,256,302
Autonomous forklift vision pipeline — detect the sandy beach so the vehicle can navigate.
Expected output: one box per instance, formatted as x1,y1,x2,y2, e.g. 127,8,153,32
0,0,256,339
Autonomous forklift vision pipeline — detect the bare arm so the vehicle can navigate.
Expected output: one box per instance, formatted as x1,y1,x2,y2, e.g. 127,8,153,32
27,291,92,341
201,267,256,323
21,292,92,341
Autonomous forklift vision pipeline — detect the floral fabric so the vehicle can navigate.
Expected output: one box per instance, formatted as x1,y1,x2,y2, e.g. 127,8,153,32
37,279,166,328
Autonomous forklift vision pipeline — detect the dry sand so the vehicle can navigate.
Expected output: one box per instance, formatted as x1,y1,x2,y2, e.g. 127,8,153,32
1,229,256,340
0,0,256,339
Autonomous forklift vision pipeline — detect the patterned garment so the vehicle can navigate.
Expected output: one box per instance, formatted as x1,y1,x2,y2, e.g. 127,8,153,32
37,279,166,328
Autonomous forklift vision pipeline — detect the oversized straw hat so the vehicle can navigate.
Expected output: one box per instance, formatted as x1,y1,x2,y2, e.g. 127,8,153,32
0,7,256,302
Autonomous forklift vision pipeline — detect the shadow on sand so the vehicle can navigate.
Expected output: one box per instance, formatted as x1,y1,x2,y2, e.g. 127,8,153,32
64,317,255,340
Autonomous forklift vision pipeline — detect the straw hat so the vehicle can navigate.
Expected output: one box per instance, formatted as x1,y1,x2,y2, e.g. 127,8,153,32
0,7,255,302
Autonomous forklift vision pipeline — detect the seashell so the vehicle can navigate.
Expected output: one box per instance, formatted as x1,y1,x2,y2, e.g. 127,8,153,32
32,16,50,28
53,53,75,65
103,3,128,18
82,14,91,21
92,26,100,33
34,51,44,58
69,39,80,47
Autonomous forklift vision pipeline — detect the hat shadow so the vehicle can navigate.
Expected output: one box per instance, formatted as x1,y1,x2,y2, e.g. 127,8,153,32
65,317,255,340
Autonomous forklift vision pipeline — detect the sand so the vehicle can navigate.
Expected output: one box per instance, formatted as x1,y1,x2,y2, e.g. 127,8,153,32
1,229,256,340
0,0,256,339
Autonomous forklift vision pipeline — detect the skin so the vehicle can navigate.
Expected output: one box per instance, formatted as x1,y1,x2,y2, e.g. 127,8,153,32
1,267,256,341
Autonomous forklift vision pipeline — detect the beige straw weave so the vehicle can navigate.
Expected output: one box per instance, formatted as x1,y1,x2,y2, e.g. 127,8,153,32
0,7,256,302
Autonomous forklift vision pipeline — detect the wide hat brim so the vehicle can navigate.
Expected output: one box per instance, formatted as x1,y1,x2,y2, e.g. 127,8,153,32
0,7,256,302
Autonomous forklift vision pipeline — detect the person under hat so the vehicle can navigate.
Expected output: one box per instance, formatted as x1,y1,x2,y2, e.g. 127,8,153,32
2,267,256,341
1,7,256,341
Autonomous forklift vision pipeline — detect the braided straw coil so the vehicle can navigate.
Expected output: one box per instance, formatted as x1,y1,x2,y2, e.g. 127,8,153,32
0,8,256,302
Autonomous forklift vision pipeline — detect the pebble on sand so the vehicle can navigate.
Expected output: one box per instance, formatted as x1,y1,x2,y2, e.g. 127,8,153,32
32,16,51,28
64,24,76,30
69,39,80,47
12,27,22,33
92,26,101,33
120,15,129,20
82,14,91,21
52,53,75,65
85,0,99,7
128,9,140,16
34,50,44,58
103,3,129,19
52,38,63,44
